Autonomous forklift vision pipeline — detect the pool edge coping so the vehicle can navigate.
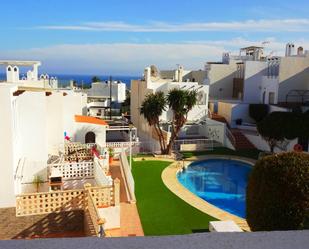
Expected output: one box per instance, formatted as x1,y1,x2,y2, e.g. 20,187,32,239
161,155,256,232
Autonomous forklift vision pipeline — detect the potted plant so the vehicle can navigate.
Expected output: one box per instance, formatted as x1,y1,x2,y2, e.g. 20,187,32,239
108,147,114,164
32,175,44,192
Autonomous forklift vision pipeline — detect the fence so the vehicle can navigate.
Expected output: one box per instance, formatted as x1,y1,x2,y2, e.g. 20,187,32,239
88,185,117,207
173,139,214,152
16,189,84,216
15,181,120,217
49,162,94,179
119,150,136,203
85,190,101,235
106,141,140,148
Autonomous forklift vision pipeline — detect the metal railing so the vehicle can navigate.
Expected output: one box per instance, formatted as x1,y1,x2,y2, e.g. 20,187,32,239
173,139,214,152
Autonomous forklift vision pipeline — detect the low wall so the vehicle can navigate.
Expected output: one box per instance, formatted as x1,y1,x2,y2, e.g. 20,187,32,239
244,133,298,153
0,208,84,240
217,102,254,128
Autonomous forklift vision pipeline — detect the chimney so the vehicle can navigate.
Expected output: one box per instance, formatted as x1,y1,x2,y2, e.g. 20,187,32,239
285,43,295,57
297,46,304,56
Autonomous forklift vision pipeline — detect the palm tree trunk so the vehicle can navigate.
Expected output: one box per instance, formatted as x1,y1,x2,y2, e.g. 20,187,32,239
154,123,167,154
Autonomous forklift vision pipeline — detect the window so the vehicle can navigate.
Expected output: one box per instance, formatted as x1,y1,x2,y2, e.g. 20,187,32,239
269,92,275,104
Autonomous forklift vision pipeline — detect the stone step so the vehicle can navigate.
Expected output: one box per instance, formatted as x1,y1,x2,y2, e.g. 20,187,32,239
231,129,256,150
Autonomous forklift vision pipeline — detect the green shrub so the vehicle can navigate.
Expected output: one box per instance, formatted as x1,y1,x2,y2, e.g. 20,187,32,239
246,152,309,231
249,104,269,123
257,112,286,152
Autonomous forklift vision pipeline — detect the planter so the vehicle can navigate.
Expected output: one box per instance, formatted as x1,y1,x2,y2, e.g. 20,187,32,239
109,156,113,164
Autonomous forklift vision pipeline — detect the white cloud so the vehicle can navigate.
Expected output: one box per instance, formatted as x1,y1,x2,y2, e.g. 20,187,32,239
0,43,223,74
1,38,308,75
36,19,309,32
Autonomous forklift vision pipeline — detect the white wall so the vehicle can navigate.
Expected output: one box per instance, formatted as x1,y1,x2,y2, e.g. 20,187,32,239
0,84,18,207
261,76,279,104
243,61,267,103
16,91,48,162
87,82,126,103
244,133,298,153
217,101,254,128
46,92,64,154
74,123,107,148
63,92,87,137
207,63,237,100
278,55,309,102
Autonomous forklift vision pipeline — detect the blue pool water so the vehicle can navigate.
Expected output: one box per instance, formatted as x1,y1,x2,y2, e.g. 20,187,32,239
177,159,252,218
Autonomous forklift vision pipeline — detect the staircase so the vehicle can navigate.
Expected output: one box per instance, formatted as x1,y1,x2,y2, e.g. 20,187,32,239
231,129,256,149
211,113,256,150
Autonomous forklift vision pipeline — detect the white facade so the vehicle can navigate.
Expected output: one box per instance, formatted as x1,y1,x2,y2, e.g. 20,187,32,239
131,65,210,146
86,81,126,103
0,60,58,89
0,79,88,207
206,44,309,105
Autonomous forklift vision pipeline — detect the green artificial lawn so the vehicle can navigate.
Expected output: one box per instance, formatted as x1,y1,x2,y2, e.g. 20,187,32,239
181,147,261,160
132,160,216,236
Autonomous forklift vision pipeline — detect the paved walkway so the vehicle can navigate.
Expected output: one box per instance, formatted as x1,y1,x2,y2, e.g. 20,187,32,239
107,161,144,237
161,155,255,231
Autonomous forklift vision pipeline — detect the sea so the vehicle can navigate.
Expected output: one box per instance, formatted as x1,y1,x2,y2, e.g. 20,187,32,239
0,73,140,89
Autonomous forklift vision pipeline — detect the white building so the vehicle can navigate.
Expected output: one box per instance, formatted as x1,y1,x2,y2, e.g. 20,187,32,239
0,61,118,208
131,65,232,152
206,44,309,127
0,60,58,89
204,44,309,152
86,80,126,118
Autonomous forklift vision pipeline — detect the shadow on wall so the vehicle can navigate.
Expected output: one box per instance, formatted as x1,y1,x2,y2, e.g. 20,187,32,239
208,72,236,100
278,67,309,103
0,208,85,240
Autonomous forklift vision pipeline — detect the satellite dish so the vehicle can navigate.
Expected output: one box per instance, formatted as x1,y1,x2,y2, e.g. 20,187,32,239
150,65,160,78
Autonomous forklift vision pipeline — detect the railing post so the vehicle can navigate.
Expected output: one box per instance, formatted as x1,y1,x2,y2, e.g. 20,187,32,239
83,183,92,210
114,178,120,206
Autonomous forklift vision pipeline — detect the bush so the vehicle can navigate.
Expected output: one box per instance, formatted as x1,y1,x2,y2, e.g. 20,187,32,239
257,112,286,152
249,104,269,123
246,152,309,231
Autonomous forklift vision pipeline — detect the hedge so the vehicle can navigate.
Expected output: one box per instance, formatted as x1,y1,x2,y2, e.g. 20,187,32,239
249,104,269,123
246,152,309,231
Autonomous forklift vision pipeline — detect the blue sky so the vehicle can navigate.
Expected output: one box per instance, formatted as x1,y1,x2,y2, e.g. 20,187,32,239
1,0,309,75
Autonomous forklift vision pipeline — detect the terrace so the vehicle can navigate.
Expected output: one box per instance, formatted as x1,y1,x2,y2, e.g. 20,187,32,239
15,141,121,235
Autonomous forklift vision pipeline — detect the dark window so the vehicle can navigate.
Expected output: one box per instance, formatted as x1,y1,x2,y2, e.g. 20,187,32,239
85,132,96,143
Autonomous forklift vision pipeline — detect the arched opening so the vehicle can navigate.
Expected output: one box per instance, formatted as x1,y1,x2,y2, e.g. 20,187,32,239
85,132,96,144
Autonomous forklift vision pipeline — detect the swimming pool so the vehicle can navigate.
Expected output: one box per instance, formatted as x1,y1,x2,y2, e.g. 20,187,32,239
177,159,252,218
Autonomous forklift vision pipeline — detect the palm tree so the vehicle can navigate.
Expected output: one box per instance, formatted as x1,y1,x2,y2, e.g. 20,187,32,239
166,89,197,154
140,92,167,154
